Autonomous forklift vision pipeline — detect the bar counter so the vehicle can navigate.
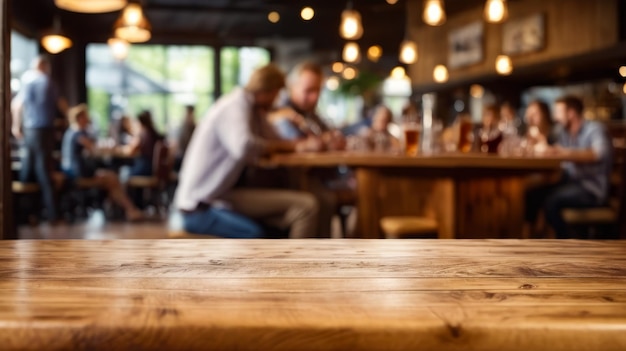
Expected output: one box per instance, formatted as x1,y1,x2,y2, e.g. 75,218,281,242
265,152,596,239
1,239,625,351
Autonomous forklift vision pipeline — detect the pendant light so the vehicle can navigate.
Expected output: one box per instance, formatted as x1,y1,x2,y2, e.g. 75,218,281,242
108,37,130,60
342,42,361,63
339,1,363,40
484,0,508,23
495,55,513,75
423,0,446,26
433,64,449,83
41,16,72,54
55,0,127,13
114,2,151,43
399,40,418,64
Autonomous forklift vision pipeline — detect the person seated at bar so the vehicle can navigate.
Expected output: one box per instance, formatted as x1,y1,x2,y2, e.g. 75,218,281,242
523,99,556,153
524,95,612,239
174,64,322,239
109,112,134,147
61,104,143,221
356,105,400,153
499,101,522,135
267,61,346,237
476,104,503,153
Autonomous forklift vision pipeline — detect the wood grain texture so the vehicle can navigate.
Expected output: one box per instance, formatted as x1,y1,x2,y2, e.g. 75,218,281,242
0,0,14,239
0,239,625,351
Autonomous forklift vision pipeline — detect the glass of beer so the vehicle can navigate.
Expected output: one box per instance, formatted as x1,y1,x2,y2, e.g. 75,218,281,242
403,113,421,156
457,115,474,153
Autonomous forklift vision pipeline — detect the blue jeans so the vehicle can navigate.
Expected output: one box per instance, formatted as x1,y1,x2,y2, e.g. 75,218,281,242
20,128,58,221
182,207,264,239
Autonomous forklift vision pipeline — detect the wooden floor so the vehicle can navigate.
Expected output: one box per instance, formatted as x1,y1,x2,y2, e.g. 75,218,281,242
17,210,348,239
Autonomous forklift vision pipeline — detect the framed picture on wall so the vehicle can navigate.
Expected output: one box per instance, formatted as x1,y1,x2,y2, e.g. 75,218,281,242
502,13,545,55
448,21,484,69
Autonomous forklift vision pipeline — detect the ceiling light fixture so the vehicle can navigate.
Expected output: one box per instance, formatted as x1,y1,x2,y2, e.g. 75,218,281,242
423,0,446,26
41,16,72,54
342,67,357,80
495,55,513,75
114,2,152,43
367,45,382,62
108,37,130,60
433,64,449,83
301,7,315,21
399,40,418,64
268,11,280,23
484,0,508,23
390,66,406,79
55,0,127,13
332,62,345,73
339,1,363,40
342,42,361,63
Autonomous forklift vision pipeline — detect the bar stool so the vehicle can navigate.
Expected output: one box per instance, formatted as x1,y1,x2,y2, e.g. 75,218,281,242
380,216,439,239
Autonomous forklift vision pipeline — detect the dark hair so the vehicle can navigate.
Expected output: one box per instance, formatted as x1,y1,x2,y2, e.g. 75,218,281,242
555,95,584,116
137,110,162,140
483,104,500,120
529,100,553,135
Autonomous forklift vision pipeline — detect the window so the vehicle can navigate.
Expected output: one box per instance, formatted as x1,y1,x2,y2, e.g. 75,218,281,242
86,44,215,137
220,47,270,94
10,31,38,97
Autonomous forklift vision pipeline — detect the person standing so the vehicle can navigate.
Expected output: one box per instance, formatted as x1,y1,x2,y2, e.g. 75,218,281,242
11,56,67,223
175,64,322,239
524,96,612,238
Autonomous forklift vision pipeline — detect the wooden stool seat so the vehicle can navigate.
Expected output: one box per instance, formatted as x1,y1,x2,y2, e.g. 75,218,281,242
380,216,439,239
562,207,617,225
168,230,220,239
11,181,40,194
127,176,159,188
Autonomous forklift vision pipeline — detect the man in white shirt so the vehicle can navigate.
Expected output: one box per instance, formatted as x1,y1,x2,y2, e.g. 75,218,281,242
174,64,321,238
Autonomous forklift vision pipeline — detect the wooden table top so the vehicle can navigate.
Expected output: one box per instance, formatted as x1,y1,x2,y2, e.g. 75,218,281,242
1,239,625,351
264,151,596,169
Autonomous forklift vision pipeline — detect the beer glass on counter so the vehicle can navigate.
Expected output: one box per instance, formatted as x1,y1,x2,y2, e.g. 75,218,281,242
403,113,421,156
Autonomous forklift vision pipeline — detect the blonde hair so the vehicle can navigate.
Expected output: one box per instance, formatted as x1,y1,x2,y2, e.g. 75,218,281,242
68,104,88,125
245,64,286,93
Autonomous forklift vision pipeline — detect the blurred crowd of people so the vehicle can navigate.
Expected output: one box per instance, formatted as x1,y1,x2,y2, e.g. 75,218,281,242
10,56,614,240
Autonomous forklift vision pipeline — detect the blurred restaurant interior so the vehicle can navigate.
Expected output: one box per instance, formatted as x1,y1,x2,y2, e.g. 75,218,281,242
2,0,626,240
2,1,626,350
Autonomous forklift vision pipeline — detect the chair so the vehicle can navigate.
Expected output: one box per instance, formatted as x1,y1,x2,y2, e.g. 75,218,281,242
380,216,439,239
562,147,626,239
127,140,173,214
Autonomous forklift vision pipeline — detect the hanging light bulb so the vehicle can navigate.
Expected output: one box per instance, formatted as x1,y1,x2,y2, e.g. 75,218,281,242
495,55,513,75
367,45,382,62
326,76,340,91
41,17,72,54
55,0,127,13
114,2,152,43
332,62,345,73
340,7,363,40
342,67,358,80
390,66,406,79
423,0,446,26
399,40,418,64
342,42,361,63
433,65,449,83
108,37,130,60
268,11,280,23
484,0,508,23
470,84,485,99
301,7,315,21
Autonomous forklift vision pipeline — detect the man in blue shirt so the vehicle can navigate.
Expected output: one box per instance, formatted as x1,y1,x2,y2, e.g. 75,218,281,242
11,56,67,222
525,95,612,238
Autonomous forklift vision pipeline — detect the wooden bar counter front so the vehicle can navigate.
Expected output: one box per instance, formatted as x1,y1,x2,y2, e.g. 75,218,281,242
266,152,592,239
1,239,625,351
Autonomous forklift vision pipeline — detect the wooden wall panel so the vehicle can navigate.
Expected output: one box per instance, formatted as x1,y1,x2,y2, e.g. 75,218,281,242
406,0,619,86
